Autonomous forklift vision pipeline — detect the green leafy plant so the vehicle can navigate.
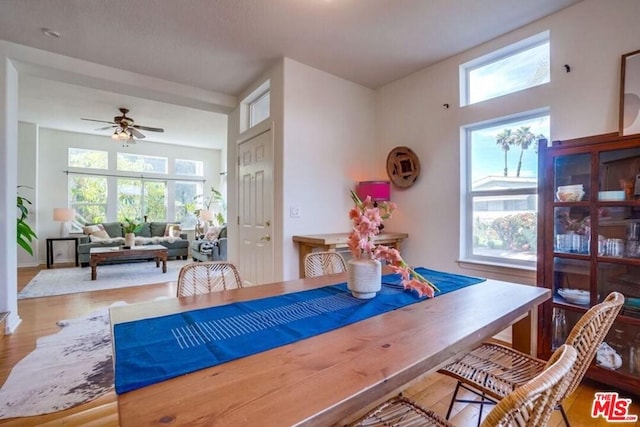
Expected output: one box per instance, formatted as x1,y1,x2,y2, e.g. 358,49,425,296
122,217,143,234
17,187,37,255
195,187,226,225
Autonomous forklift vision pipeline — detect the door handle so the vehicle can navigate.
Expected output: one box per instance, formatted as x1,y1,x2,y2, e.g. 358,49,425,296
260,234,271,242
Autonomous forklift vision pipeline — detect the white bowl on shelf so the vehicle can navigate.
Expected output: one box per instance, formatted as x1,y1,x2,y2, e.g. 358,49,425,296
558,288,590,305
556,190,585,202
598,191,625,201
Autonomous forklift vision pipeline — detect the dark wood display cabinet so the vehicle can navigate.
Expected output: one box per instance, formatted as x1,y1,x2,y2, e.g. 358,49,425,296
537,132,640,395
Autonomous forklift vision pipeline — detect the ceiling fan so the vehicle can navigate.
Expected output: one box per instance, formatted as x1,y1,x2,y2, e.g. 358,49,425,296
81,107,164,143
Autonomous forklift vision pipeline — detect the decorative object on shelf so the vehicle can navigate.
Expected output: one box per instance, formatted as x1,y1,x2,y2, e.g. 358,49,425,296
596,342,623,370
619,49,640,136
556,184,584,202
346,191,438,299
551,307,568,350
386,146,421,188
53,207,75,238
557,288,590,305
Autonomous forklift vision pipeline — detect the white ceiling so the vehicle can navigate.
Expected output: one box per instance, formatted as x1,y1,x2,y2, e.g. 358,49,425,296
1,0,581,149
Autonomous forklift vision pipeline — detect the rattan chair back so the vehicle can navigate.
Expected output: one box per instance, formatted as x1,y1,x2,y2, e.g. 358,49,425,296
349,345,577,427
480,344,577,427
560,291,624,399
177,261,242,297
304,251,347,277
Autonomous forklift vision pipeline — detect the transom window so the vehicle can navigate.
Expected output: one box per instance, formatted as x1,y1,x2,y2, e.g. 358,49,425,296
175,159,203,176
68,148,108,169
461,32,549,106
250,90,270,128
117,153,168,174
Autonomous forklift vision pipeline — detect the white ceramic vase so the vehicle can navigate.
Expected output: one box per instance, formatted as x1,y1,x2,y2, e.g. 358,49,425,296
124,233,135,248
347,253,382,299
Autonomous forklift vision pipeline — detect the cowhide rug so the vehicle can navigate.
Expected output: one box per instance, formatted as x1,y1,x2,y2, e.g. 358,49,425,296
0,305,122,419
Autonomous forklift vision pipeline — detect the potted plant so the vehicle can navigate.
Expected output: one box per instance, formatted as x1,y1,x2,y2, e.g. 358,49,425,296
194,187,226,226
17,186,37,255
122,217,142,247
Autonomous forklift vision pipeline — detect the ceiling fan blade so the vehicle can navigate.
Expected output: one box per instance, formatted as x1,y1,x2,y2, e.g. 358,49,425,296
82,118,116,125
95,125,116,131
133,125,164,133
129,128,146,139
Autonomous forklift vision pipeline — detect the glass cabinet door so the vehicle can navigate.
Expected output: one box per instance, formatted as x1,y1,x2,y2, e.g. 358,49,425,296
554,153,590,202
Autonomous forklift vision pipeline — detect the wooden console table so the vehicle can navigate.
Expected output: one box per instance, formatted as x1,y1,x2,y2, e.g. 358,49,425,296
292,232,408,277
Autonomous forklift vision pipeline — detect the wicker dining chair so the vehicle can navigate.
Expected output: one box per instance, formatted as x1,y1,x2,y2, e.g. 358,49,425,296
176,261,243,297
437,291,624,427
349,344,577,427
304,251,347,278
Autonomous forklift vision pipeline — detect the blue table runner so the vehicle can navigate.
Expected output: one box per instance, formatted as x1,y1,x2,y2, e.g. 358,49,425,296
114,267,485,394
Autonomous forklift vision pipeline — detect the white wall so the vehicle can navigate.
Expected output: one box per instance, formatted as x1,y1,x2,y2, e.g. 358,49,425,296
281,59,376,280
375,0,640,284
18,126,222,266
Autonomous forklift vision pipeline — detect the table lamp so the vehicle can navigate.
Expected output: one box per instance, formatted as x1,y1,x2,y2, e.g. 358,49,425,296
53,207,75,237
356,181,391,205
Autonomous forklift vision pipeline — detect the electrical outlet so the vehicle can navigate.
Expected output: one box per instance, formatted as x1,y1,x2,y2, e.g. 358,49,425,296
289,206,302,218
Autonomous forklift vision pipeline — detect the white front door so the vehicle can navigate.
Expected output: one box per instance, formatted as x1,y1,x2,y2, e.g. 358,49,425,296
237,129,274,285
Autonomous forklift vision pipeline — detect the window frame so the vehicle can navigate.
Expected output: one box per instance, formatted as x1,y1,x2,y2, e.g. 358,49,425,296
460,31,550,107
249,90,270,128
461,110,549,269
68,174,108,228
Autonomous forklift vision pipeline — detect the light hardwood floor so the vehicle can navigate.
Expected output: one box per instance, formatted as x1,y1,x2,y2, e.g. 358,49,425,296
1,265,639,426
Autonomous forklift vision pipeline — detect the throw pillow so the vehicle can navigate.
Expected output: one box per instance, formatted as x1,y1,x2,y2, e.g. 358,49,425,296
83,224,110,240
164,224,182,238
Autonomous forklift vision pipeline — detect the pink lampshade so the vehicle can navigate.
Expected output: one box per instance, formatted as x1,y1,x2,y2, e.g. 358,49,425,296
356,181,391,202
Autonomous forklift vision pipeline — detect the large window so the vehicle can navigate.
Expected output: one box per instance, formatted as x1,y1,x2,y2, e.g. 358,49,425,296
69,175,108,224
461,32,549,106
175,181,203,222
67,147,214,226
117,179,167,222
463,113,549,267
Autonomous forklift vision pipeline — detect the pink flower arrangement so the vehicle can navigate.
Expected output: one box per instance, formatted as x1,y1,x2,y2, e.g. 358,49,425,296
347,191,439,298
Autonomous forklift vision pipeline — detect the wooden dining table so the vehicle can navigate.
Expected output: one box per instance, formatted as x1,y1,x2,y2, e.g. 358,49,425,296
111,271,549,426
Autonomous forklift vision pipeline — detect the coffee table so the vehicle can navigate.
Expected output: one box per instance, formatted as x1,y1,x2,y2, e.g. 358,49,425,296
89,245,168,280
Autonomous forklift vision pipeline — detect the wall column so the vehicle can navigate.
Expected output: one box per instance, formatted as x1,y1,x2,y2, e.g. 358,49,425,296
0,51,22,333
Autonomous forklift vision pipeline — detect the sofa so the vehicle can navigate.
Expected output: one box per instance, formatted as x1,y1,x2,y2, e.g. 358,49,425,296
78,221,190,267
191,226,227,262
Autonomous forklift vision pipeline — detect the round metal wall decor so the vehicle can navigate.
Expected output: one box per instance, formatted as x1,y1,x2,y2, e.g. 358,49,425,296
386,146,421,188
